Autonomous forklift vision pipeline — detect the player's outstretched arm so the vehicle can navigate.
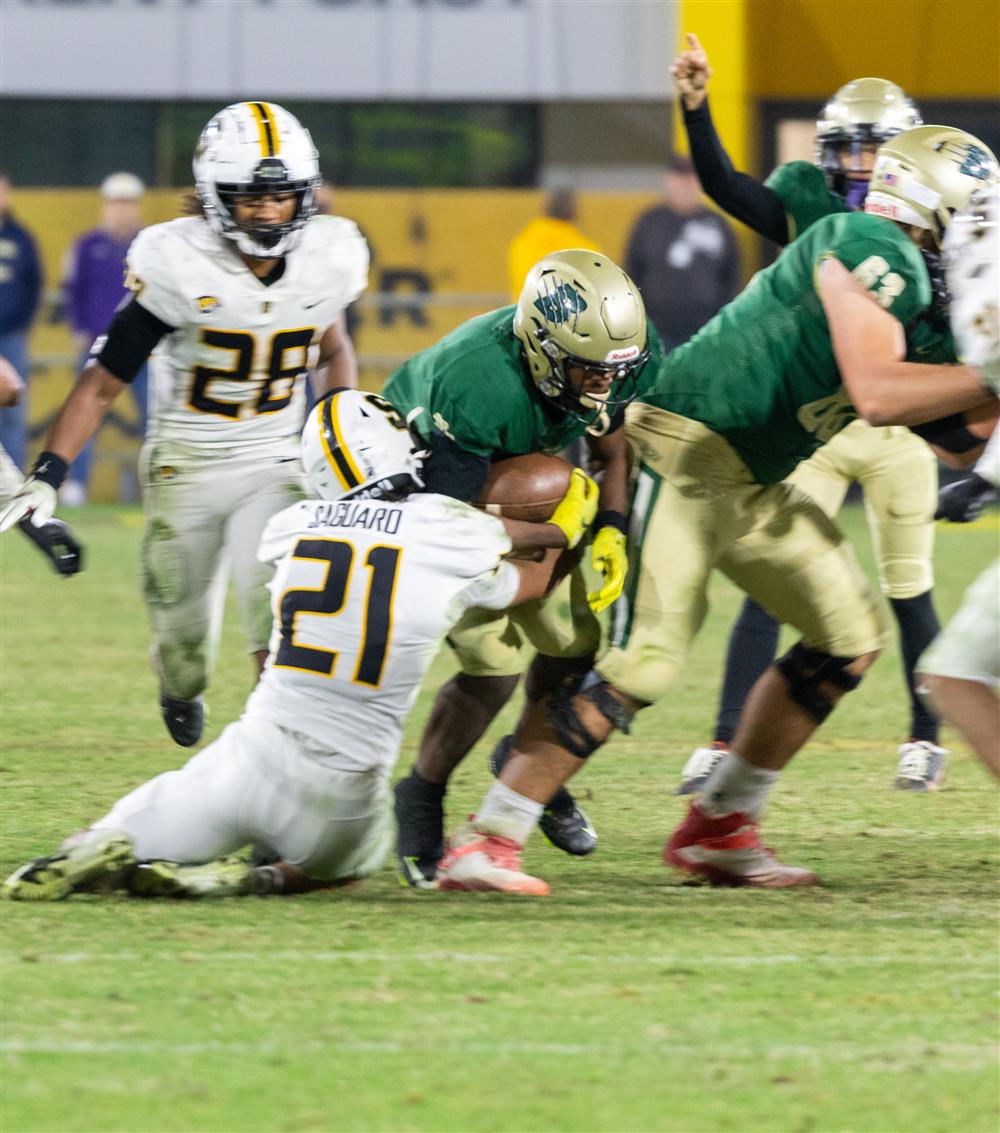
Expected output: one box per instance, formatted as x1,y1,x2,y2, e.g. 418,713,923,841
672,32,789,244
0,364,124,532
314,314,358,394
819,258,996,426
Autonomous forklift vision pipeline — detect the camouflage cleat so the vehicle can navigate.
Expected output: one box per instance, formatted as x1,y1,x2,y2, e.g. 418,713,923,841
127,856,259,898
664,803,818,888
3,833,136,901
894,741,948,792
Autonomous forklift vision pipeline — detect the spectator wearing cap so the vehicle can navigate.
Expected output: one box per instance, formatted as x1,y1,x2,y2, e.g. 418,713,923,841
624,155,740,351
0,174,43,471
62,172,146,505
507,188,601,301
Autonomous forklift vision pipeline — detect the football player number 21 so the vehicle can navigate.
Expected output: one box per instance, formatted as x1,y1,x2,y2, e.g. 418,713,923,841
190,327,315,417
274,538,402,687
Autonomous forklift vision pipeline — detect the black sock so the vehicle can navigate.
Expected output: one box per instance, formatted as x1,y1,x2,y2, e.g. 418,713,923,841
890,591,941,743
714,598,781,743
404,767,448,798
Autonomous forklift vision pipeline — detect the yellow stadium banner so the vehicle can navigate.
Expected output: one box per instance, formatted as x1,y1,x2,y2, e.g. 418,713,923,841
13,187,664,501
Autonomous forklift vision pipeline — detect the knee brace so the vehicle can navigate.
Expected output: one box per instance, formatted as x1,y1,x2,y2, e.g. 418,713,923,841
524,654,594,703
775,642,863,724
547,669,633,759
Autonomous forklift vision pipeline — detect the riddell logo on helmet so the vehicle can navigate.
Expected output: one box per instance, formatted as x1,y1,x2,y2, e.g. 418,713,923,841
865,200,899,219
605,346,641,363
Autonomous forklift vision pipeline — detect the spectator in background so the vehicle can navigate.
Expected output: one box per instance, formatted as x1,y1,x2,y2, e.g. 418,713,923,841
625,155,739,351
0,174,43,471
62,172,146,505
507,188,600,300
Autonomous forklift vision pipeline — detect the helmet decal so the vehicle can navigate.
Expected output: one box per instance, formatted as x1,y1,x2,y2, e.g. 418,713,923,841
533,280,588,327
246,101,280,157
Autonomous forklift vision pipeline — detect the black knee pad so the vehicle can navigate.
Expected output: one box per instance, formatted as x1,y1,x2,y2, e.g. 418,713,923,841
525,654,594,702
775,643,863,724
547,670,633,759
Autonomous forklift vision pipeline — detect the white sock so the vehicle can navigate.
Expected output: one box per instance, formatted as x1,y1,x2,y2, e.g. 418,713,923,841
476,780,544,846
700,751,779,820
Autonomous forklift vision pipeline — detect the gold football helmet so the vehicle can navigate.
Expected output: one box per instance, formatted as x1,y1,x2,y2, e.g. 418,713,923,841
865,125,999,249
814,77,921,199
513,250,648,432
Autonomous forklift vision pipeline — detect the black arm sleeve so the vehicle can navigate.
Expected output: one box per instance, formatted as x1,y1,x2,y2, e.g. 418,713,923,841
94,298,174,384
909,414,983,454
683,99,790,246
420,431,491,502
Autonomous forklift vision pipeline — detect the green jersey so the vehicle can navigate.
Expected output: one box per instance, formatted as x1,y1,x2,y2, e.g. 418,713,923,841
384,306,663,459
765,160,847,242
642,211,954,484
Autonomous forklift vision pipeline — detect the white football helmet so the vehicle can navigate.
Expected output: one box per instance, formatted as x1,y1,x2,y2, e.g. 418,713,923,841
945,184,1000,369
302,390,425,503
193,101,320,259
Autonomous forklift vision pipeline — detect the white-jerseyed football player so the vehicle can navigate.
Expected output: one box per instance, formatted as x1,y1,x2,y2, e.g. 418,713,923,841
0,102,369,746
918,185,1000,778
3,390,576,900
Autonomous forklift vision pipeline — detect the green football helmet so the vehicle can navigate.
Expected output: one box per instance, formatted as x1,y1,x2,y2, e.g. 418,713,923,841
513,249,649,432
865,125,999,249
814,77,921,200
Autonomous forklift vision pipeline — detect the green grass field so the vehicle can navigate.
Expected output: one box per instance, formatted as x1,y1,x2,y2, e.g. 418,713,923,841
2,505,998,1133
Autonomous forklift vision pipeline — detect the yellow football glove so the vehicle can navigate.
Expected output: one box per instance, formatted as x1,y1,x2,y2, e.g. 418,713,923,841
587,525,628,613
547,467,599,549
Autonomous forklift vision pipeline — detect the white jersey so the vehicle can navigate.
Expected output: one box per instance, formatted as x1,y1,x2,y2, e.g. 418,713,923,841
127,214,369,447
243,493,519,770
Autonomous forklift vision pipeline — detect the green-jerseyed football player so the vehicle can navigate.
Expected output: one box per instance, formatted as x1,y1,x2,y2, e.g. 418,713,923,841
673,34,967,792
434,125,1000,896
382,250,664,887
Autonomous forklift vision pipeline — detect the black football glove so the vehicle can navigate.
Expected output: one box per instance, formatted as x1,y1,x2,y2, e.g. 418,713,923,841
17,515,84,575
934,473,996,524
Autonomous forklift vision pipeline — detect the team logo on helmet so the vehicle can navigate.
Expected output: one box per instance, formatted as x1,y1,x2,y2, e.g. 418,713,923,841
533,282,588,326
953,143,995,181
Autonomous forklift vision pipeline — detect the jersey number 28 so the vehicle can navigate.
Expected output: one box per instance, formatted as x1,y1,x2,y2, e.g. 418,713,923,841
190,327,315,418
273,537,402,688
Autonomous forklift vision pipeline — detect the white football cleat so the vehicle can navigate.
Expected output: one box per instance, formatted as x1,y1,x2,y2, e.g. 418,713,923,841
675,741,728,795
894,740,948,791
436,822,550,895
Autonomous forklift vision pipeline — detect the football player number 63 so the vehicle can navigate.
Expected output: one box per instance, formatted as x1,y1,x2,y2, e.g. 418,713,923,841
274,538,402,688
189,327,315,417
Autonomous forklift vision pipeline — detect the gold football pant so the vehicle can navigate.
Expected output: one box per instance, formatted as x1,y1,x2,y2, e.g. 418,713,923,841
787,419,936,599
600,406,889,705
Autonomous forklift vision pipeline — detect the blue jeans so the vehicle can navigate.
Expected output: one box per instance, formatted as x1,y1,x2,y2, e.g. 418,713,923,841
0,330,29,471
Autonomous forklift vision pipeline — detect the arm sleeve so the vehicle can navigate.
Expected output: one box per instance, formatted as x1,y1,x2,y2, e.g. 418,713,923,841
94,297,173,383
420,430,491,502
682,99,789,245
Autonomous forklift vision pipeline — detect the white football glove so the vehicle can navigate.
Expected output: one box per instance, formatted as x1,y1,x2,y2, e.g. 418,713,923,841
0,477,58,532
975,358,1000,397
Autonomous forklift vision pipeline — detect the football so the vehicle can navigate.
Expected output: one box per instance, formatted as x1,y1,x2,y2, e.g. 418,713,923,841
475,452,574,523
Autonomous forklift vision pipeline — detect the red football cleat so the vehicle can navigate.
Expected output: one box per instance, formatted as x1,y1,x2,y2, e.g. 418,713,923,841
436,823,550,895
664,802,818,888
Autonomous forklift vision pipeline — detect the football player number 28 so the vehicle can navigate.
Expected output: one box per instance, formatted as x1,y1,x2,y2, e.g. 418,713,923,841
274,538,402,687
190,327,315,417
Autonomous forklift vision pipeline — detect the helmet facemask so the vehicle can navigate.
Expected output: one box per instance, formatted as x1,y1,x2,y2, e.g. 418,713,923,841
532,325,649,435
194,103,322,260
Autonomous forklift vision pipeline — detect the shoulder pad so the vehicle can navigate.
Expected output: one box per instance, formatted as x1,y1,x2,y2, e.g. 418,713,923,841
298,215,370,306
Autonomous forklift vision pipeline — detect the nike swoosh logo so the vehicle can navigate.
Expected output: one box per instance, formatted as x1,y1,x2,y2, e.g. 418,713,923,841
303,299,325,309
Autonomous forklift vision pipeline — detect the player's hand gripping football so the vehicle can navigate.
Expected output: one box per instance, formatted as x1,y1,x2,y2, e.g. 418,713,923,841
670,33,712,112
587,525,628,613
547,467,600,549
0,477,58,533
